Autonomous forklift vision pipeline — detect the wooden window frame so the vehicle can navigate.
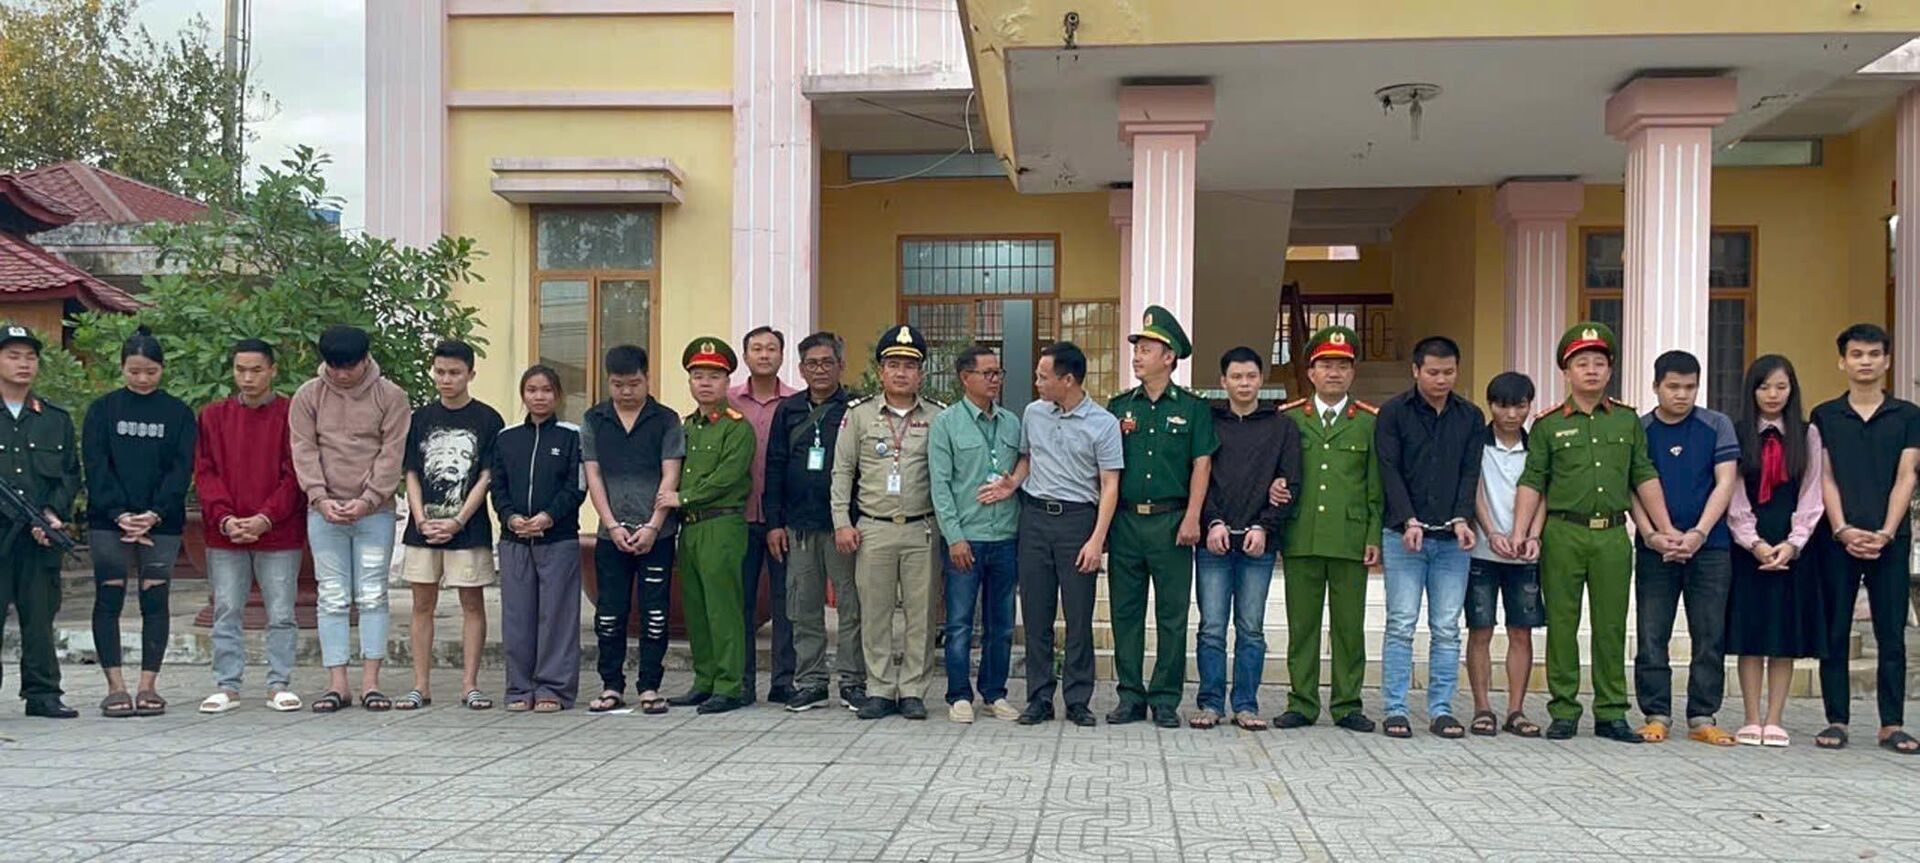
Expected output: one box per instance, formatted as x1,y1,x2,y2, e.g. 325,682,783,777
1578,225,1758,361
527,204,664,409
894,233,1063,317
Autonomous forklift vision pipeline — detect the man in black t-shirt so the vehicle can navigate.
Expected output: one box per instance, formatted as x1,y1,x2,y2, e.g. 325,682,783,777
398,340,505,711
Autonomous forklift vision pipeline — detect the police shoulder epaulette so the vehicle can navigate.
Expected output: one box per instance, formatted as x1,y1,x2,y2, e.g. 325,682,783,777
1279,398,1308,413
1352,400,1379,416
1535,404,1563,421
724,407,744,421
1607,397,1634,411
846,396,868,410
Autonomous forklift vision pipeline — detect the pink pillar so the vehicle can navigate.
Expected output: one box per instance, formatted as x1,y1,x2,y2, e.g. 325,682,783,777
1120,84,1213,386
1110,189,1135,389
1605,76,1736,406
1494,180,1585,410
733,0,816,385
1896,89,1920,402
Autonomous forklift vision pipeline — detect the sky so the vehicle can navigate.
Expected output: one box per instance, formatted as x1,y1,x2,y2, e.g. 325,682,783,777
135,0,366,228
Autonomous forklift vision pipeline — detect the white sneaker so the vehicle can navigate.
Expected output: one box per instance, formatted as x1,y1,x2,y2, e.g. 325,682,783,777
990,698,1020,721
949,700,975,723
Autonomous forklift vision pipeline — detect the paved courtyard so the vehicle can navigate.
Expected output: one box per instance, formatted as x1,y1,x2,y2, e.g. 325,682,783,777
3,663,1920,862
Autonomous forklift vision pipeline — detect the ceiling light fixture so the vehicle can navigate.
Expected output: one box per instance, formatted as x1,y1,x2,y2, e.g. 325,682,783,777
1376,83,1442,142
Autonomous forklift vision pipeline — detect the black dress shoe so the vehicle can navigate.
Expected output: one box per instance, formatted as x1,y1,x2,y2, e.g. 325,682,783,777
1151,704,1181,728
767,685,796,705
1017,703,1055,725
667,690,712,707
899,697,928,720
1273,710,1315,729
24,699,78,719
1066,705,1098,727
856,697,898,720
696,694,747,715
1106,700,1147,725
1594,719,1645,743
1334,712,1377,733
1545,718,1579,740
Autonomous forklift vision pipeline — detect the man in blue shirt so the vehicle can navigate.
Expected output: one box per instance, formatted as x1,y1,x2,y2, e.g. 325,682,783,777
1631,350,1741,746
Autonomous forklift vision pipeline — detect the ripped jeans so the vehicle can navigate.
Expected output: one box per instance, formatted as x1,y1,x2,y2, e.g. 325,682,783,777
594,534,677,695
309,509,396,667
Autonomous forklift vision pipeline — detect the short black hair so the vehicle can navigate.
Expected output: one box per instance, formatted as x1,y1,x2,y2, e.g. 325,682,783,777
432,339,476,370
743,326,786,353
1041,341,1087,385
317,325,371,368
1485,371,1535,406
1836,322,1892,355
604,344,649,377
230,338,275,365
797,330,843,361
120,325,164,366
1410,336,1460,368
1219,346,1264,375
1653,350,1700,383
955,344,997,375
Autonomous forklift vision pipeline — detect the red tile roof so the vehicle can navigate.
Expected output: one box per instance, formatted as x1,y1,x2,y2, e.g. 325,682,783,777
8,161,207,224
0,231,141,312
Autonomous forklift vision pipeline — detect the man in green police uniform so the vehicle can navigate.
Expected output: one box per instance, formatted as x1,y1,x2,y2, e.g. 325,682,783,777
0,323,80,718
1275,326,1382,732
1510,322,1678,743
657,338,756,714
1107,305,1216,728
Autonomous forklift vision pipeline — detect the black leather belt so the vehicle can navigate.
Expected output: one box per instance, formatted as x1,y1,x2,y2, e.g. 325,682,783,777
1125,499,1185,516
1022,495,1093,516
683,506,744,524
1549,511,1626,530
867,512,932,525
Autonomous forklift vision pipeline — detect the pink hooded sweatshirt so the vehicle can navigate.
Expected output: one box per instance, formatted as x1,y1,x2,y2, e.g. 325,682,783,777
289,358,412,511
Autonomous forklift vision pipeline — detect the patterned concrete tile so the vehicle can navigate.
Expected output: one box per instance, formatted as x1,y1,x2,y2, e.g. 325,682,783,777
248,847,414,862
503,791,658,824
408,852,570,863
63,767,213,791
20,812,199,842
729,827,894,861
541,776,687,802
300,816,483,850
434,818,613,853
763,799,910,832
153,814,337,845
352,754,498,775
111,842,269,862
176,768,333,794
0,841,124,862
241,792,396,818
384,788,538,820
584,824,754,861
634,797,782,831
1586,827,1760,857
1029,820,1183,863
879,829,1037,863
104,789,280,816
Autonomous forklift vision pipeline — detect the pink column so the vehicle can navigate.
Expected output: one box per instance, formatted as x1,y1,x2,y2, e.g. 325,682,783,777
734,0,816,384
1110,189,1135,389
1605,76,1736,406
1896,88,1920,402
1493,180,1584,410
1120,84,1213,386
363,0,446,247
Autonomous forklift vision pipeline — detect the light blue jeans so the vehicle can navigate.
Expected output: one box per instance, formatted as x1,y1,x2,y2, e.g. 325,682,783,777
1194,546,1276,715
309,509,396,667
1380,529,1471,719
208,548,303,693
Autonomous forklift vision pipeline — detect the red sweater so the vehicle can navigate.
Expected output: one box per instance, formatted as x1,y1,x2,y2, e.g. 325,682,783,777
194,395,307,551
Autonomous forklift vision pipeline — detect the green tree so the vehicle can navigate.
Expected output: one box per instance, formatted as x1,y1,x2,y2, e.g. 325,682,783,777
0,0,261,201
70,147,486,408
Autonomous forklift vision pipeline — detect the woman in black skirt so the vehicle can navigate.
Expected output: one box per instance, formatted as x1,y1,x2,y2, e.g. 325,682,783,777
1725,354,1826,747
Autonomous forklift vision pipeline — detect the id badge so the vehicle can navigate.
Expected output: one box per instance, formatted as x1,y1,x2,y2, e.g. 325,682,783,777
806,445,826,471
886,471,902,496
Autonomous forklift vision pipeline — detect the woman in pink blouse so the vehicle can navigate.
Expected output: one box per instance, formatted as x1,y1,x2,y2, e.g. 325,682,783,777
1725,355,1827,747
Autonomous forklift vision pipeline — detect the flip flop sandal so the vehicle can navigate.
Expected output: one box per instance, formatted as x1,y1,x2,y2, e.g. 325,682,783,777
100,692,135,718
361,690,393,712
1232,711,1268,731
1470,710,1499,737
1188,709,1221,730
505,700,533,712
534,700,564,714
199,692,240,715
1815,724,1848,750
588,692,626,713
393,690,431,711
311,691,350,714
463,690,494,711
1430,715,1466,739
134,691,167,716
641,697,670,715
1503,712,1543,738
1880,730,1920,754
1382,716,1413,739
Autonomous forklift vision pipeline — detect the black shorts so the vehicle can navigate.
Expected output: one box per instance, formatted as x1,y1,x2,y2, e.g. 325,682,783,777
1465,559,1543,630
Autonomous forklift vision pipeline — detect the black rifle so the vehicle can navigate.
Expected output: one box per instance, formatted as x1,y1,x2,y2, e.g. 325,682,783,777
0,481,75,556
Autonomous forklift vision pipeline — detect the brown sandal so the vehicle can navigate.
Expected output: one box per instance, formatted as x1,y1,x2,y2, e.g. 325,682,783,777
1470,710,1499,737
533,699,564,713
100,691,135,718
1503,711,1542,738
1188,708,1221,729
133,690,167,716
1232,711,1268,731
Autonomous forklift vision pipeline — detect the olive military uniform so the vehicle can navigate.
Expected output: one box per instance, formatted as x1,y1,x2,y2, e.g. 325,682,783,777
0,325,79,713
678,339,756,705
1519,324,1659,725
1107,306,1218,713
830,325,943,707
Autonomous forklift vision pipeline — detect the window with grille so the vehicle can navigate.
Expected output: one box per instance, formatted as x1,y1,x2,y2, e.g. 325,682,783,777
531,207,661,423
898,236,1059,400
1059,300,1119,402
1581,227,1754,413
1272,295,1396,367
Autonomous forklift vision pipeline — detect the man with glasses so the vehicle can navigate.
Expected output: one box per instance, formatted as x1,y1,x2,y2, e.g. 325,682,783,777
730,326,798,704
928,346,1022,723
764,332,867,712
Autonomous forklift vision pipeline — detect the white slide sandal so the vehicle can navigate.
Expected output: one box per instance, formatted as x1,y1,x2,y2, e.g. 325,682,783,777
267,691,303,712
199,692,240,714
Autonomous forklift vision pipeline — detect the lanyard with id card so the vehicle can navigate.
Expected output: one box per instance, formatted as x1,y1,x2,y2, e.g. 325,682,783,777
884,410,909,496
806,426,826,471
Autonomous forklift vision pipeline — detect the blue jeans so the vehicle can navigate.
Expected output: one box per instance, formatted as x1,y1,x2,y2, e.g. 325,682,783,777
1380,529,1471,719
207,547,303,693
943,538,1018,704
1194,547,1275,714
309,509,396,668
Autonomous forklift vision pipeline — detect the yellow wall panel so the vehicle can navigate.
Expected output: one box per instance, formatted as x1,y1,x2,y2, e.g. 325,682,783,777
448,15,732,92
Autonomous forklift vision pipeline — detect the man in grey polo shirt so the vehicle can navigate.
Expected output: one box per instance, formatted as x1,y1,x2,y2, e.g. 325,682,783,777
1008,342,1123,726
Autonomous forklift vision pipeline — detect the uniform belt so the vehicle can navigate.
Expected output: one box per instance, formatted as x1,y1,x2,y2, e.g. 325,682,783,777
1125,499,1185,516
1548,511,1626,530
867,512,932,525
683,506,744,524
1021,495,1093,516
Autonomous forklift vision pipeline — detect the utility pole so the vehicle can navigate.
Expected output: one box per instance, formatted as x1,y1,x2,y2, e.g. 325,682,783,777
221,0,250,198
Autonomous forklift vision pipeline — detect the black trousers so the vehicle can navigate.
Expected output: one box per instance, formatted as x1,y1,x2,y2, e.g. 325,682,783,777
1017,498,1098,710
1632,547,1731,722
1819,536,1912,727
741,523,795,697
594,536,676,694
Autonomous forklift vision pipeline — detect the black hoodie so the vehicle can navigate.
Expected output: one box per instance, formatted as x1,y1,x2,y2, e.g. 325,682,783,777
1200,402,1301,536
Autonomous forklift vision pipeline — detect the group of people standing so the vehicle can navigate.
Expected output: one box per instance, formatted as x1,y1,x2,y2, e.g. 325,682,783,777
0,309,1914,755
